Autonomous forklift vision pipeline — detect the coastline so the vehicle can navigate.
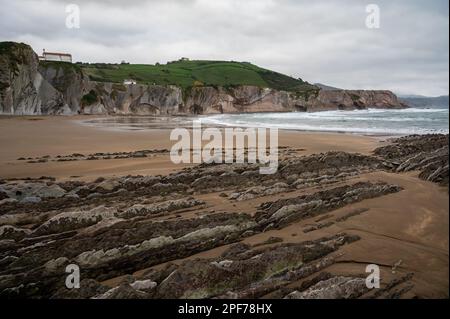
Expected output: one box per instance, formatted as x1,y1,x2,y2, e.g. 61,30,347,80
77,115,403,138
75,108,449,137
0,115,387,181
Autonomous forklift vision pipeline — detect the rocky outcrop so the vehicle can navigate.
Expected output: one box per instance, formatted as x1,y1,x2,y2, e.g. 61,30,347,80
304,89,407,112
90,83,183,115
38,61,89,114
1,140,437,298
184,86,297,114
0,181,66,203
254,181,402,230
0,42,70,115
285,276,368,299
153,233,358,299
0,42,407,115
374,134,449,186
119,197,204,219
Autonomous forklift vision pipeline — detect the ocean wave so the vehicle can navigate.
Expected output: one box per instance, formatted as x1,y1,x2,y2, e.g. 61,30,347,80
200,119,449,135
200,108,449,135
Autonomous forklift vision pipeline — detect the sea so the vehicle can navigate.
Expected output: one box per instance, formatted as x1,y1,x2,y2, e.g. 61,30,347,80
84,106,449,136
200,107,449,135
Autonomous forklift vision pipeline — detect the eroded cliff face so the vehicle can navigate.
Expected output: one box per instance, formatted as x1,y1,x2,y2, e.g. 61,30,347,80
37,69,183,115
0,42,69,115
304,89,407,112
88,83,183,115
38,62,89,114
184,86,295,114
181,86,406,114
0,43,407,115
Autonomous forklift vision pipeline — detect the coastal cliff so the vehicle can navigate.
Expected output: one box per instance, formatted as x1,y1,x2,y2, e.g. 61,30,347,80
0,42,69,115
0,42,407,115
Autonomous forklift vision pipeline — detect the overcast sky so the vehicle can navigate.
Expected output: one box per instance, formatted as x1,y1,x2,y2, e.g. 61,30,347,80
1,0,448,96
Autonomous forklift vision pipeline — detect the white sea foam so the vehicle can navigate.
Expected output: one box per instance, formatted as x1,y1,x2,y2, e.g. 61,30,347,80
200,108,449,135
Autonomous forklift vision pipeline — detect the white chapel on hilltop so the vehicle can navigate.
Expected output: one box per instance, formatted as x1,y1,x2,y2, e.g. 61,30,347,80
38,49,73,63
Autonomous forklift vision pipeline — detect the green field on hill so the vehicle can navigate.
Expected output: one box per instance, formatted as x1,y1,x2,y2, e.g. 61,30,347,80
80,60,316,92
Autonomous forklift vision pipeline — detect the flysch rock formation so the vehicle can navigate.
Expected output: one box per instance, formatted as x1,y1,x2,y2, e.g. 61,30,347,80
0,42,407,115
0,43,70,115
0,134,446,299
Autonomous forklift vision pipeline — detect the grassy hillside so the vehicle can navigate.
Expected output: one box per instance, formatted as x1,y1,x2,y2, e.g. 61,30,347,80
0,42,36,73
80,60,316,92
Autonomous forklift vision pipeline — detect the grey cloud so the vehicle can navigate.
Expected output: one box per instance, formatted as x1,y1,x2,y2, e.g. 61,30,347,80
0,0,448,96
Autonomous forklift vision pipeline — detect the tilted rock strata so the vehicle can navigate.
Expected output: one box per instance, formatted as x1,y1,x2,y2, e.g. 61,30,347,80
0,179,400,298
0,42,70,115
374,134,449,186
1,137,444,298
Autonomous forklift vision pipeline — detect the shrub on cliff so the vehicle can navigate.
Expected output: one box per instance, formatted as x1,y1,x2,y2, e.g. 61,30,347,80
81,90,98,106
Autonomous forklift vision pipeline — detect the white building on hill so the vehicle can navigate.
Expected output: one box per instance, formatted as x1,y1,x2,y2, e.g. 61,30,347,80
38,49,72,63
123,79,137,85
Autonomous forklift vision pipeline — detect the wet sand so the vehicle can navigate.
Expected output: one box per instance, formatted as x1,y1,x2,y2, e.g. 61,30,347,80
0,115,384,181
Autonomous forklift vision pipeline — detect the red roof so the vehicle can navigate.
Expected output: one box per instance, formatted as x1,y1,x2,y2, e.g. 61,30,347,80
44,52,72,57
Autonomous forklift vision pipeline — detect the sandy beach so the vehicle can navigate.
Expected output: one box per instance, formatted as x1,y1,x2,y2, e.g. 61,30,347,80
0,115,448,299
0,115,384,181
